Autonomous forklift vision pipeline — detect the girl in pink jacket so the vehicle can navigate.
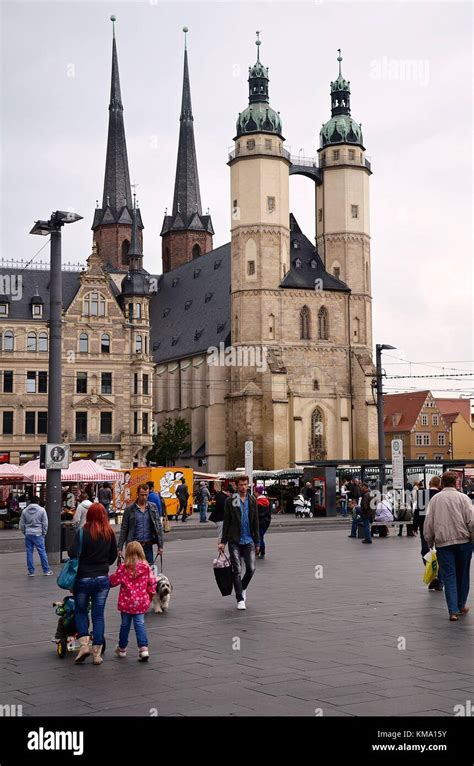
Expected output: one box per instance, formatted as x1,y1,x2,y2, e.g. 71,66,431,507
109,541,157,661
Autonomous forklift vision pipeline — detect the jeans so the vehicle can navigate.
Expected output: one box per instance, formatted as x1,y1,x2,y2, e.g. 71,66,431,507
350,516,372,542
73,576,110,645
139,543,154,566
340,498,348,517
25,535,50,573
119,612,148,649
215,520,224,541
436,543,472,615
228,542,256,601
259,521,270,554
199,503,208,522
178,498,188,521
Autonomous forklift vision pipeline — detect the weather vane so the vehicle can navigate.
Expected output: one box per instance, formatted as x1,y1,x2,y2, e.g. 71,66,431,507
337,48,343,75
256,31,261,62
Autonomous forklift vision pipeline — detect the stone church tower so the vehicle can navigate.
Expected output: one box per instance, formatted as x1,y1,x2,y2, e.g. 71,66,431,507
227,40,377,469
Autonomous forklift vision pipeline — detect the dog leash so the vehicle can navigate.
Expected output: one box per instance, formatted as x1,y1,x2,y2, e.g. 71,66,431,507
152,551,163,574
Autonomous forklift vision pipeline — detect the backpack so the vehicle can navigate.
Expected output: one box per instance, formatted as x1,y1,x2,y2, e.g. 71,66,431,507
195,488,203,503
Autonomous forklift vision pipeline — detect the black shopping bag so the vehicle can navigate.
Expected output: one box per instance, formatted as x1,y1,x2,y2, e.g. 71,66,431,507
213,552,233,596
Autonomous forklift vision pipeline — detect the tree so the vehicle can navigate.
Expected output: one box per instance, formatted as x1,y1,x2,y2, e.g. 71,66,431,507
147,417,191,466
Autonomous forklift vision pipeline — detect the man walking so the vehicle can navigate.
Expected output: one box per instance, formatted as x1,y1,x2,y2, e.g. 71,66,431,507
118,484,163,565
208,482,229,541
348,482,373,543
98,482,113,516
424,471,474,621
414,476,443,590
72,490,93,530
19,496,53,576
175,477,189,522
218,476,259,610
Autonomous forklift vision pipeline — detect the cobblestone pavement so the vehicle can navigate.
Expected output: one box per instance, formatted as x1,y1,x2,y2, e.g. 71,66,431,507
0,529,473,717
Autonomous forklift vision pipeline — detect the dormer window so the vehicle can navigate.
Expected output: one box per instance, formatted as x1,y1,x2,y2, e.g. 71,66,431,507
293,241,299,250
294,258,302,269
0,300,9,317
32,303,43,318
172,278,180,287
310,259,317,269
217,321,226,333
204,292,213,303
194,329,203,341
193,268,201,279
214,259,222,270
185,300,192,310
163,308,170,318
171,336,180,346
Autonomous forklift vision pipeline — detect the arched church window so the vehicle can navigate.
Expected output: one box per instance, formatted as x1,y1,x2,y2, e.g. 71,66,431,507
311,407,326,458
121,239,130,265
192,244,201,260
318,306,329,340
300,306,311,340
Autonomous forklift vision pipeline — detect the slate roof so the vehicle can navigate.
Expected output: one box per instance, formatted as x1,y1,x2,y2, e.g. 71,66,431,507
281,215,349,292
149,242,231,364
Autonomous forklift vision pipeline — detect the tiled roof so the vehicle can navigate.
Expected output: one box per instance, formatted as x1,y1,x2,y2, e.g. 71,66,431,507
435,398,471,424
383,390,431,432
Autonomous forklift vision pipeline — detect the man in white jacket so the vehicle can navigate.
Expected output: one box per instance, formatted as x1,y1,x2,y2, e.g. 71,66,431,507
424,472,474,621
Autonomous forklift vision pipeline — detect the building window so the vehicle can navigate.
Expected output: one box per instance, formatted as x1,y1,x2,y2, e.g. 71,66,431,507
76,372,87,394
135,303,142,320
26,371,36,393
75,411,87,440
432,414,439,426
333,150,339,160
0,303,8,317
434,454,444,461
79,333,88,353
38,332,48,352
121,239,129,265
318,306,329,340
3,371,13,393
246,139,255,150
142,412,149,435
83,292,106,317
25,412,36,435
353,317,360,342
192,244,201,259
247,260,255,276
1,331,14,352
143,374,149,396
101,334,110,353
135,335,143,354
415,434,423,446
300,305,311,340
27,332,37,352
333,265,340,279
2,411,13,435
351,205,359,218
267,196,276,213
423,434,430,446
37,412,47,434
100,412,112,435
348,149,355,160
313,380,319,391
133,373,139,395
32,304,43,318
421,414,428,426
311,407,326,458
265,139,272,150
318,209,323,222
438,433,446,446
101,372,112,395
133,412,138,435
38,371,47,393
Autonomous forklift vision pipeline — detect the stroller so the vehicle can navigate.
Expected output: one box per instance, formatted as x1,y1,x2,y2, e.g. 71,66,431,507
52,595,106,659
294,494,313,518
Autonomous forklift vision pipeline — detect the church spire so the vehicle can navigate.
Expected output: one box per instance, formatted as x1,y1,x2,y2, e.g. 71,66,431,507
93,16,143,271
161,28,214,273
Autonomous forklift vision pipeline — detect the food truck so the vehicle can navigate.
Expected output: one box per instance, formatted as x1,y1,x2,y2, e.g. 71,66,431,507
115,467,194,518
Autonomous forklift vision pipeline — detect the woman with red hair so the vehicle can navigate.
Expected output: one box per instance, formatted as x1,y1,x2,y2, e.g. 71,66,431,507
67,503,118,665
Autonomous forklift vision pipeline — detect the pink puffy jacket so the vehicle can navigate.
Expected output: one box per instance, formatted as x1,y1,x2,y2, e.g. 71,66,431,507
109,561,157,614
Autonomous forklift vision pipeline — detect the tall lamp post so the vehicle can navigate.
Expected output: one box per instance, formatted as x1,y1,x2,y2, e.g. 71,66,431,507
376,343,396,490
30,211,83,563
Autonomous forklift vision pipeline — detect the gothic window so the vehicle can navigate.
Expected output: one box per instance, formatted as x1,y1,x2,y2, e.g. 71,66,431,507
351,205,359,219
313,380,319,391
83,292,106,317
247,260,255,276
192,243,201,260
300,306,311,340
333,265,341,279
27,332,37,352
121,239,130,265
311,407,326,458
79,333,88,353
318,306,329,340
267,196,276,213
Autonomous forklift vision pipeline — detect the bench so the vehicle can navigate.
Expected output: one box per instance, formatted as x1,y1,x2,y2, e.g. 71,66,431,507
357,519,413,538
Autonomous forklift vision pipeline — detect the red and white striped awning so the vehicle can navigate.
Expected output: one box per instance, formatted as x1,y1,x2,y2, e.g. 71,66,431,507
0,463,24,480
20,459,121,484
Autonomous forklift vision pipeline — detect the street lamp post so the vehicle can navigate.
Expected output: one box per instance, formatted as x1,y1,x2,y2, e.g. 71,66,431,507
375,343,396,491
30,211,82,563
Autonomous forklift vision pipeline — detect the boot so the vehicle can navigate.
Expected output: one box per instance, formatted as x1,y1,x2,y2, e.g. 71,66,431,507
91,645,103,665
74,636,90,663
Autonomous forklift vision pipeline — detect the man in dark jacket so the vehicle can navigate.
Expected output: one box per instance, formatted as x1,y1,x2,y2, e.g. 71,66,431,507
208,483,230,541
348,483,373,544
218,476,259,609
118,484,163,565
175,477,189,522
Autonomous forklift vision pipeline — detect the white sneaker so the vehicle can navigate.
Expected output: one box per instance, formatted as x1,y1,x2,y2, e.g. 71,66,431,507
242,590,247,602
237,600,246,610
138,647,149,662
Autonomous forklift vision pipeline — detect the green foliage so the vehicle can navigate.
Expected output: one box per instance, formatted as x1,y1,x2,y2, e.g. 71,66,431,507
147,417,191,466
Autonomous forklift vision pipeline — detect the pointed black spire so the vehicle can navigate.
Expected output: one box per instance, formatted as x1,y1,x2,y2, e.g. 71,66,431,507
128,194,142,270
102,15,132,212
171,27,202,219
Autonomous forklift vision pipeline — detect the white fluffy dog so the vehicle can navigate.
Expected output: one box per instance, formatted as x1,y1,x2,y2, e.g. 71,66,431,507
152,574,172,613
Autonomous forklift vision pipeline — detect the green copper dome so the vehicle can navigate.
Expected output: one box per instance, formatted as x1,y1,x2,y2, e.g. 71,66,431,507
319,50,363,149
236,104,282,137
320,114,363,148
235,33,283,139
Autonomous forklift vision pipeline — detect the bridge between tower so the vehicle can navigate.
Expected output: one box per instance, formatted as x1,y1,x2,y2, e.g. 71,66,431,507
289,155,322,183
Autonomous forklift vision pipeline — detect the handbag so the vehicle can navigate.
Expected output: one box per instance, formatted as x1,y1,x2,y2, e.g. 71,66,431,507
213,551,233,597
162,513,171,533
397,507,413,523
57,528,83,590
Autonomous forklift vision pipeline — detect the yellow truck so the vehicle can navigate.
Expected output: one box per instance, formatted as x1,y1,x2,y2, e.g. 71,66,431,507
115,467,194,518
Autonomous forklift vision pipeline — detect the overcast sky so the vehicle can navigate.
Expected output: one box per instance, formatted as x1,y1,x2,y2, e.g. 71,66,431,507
1,0,473,399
